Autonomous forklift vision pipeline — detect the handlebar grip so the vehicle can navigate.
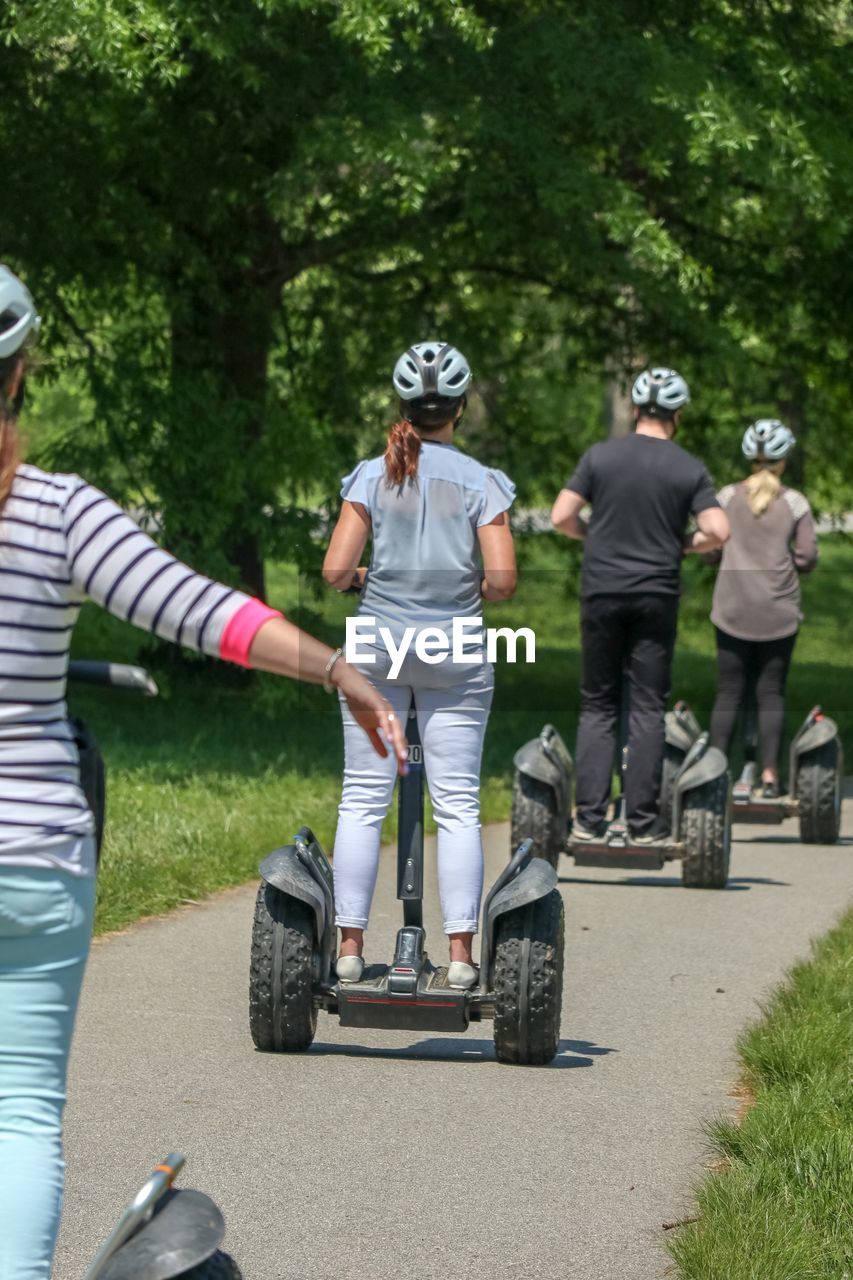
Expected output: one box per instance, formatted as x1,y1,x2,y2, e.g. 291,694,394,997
67,661,159,697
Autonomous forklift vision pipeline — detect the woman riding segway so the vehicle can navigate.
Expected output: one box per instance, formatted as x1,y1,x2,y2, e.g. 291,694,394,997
323,341,517,990
706,419,818,795
0,265,406,1280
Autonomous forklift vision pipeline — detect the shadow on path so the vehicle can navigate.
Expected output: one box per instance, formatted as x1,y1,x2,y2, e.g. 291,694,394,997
738,833,853,846
558,874,789,890
299,1036,616,1068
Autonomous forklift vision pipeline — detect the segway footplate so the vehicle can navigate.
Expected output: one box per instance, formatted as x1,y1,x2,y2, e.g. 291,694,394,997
335,966,471,1032
570,846,668,870
731,789,793,824
568,822,677,870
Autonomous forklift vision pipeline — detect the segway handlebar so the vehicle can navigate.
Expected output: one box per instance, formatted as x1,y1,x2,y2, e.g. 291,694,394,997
82,1152,185,1280
68,661,159,697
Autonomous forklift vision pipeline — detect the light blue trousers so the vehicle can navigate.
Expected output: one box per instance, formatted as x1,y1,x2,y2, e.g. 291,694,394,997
0,865,96,1280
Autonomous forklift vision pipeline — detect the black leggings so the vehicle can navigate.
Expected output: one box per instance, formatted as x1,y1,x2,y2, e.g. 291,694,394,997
709,628,797,771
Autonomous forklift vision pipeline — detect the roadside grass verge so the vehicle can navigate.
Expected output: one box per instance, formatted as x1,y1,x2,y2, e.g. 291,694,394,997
668,907,853,1279
70,534,850,933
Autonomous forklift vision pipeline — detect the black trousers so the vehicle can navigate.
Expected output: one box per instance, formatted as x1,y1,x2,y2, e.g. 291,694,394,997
575,593,679,834
709,628,797,771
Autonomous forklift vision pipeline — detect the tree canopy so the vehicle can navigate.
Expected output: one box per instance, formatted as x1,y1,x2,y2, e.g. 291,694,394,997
2,1,851,592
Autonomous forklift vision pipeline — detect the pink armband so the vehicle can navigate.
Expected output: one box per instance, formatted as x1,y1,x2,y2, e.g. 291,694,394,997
220,598,283,668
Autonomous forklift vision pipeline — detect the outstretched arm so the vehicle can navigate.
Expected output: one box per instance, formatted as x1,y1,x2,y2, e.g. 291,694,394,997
247,618,407,768
61,480,406,769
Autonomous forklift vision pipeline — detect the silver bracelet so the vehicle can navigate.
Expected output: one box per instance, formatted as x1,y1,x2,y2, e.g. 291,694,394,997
322,647,344,694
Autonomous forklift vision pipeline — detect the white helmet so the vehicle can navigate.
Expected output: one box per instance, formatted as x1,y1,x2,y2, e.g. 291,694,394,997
631,366,690,414
742,419,796,462
392,341,472,402
0,265,41,359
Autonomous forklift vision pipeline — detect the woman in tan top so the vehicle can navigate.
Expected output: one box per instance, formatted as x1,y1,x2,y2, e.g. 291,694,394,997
707,420,818,795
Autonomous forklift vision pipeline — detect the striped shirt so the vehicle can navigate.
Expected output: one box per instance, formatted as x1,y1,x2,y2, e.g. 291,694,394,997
0,464,274,876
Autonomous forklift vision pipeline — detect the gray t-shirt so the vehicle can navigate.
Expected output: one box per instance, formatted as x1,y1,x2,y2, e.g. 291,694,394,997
710,483,818,641
341,441,515,646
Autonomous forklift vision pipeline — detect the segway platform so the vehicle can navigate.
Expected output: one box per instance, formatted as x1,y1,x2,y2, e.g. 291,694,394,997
731,765,793,824
568,820,683,871
332,961,481,1032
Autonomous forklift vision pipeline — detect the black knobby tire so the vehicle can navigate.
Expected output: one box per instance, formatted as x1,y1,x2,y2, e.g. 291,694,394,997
659,744,685,834
510,772,564,869
680,774,731,889
249,884,317,1052
178,1250,243,1279
492,889,564,1066
797,739,842,845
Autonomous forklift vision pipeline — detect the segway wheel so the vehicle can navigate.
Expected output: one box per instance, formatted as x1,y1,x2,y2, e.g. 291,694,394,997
797,739,843,844
492,889,564,1066
680,774,731,889
510,772,564,869
659,744,685,834
249,884,317,1052
176,1251,243,1279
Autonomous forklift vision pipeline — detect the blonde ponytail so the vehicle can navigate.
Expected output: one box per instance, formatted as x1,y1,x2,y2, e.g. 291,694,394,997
743,462,784,517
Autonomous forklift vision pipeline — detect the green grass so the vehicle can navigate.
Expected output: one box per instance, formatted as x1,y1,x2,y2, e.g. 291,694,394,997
668,907,853,1279
71,534,852,933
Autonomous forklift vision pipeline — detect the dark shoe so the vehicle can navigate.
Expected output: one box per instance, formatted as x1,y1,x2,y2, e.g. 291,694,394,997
630,820,670,847
762,779,781,799
571,819,607,842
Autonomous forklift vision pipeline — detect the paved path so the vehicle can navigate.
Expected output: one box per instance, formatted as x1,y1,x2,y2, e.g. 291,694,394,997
56,804,853,1280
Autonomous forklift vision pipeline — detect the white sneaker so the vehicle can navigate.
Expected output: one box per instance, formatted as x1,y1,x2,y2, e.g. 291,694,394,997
336,955,364,983
447,961,478,990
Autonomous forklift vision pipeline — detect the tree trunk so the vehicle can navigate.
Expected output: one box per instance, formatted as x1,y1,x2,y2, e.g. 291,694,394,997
160,254,281,600
777,383,806,491
604,373,633,438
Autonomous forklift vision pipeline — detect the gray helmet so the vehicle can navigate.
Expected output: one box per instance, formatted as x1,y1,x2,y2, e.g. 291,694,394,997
742,419,795,462
392,342,472,402
0,265,40,359
631,367,690,414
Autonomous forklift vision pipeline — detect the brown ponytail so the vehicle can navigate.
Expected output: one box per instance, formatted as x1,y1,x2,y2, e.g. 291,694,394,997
384,418,422,487
0,355,23,514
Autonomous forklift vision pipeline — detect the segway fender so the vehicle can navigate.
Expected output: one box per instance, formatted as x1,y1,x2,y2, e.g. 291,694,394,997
664,701,702,755
482,856,557,985
512,725,572,819
788,711,840,796
259,844,327,940
96,1189,225,1280
792,716,839,757
675,744,728,793
671,740,729,834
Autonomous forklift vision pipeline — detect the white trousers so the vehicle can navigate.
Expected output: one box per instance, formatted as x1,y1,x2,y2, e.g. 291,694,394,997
334,652,494,934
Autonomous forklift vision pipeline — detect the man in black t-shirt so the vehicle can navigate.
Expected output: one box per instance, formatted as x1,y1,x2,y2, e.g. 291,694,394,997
551,368,730,843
